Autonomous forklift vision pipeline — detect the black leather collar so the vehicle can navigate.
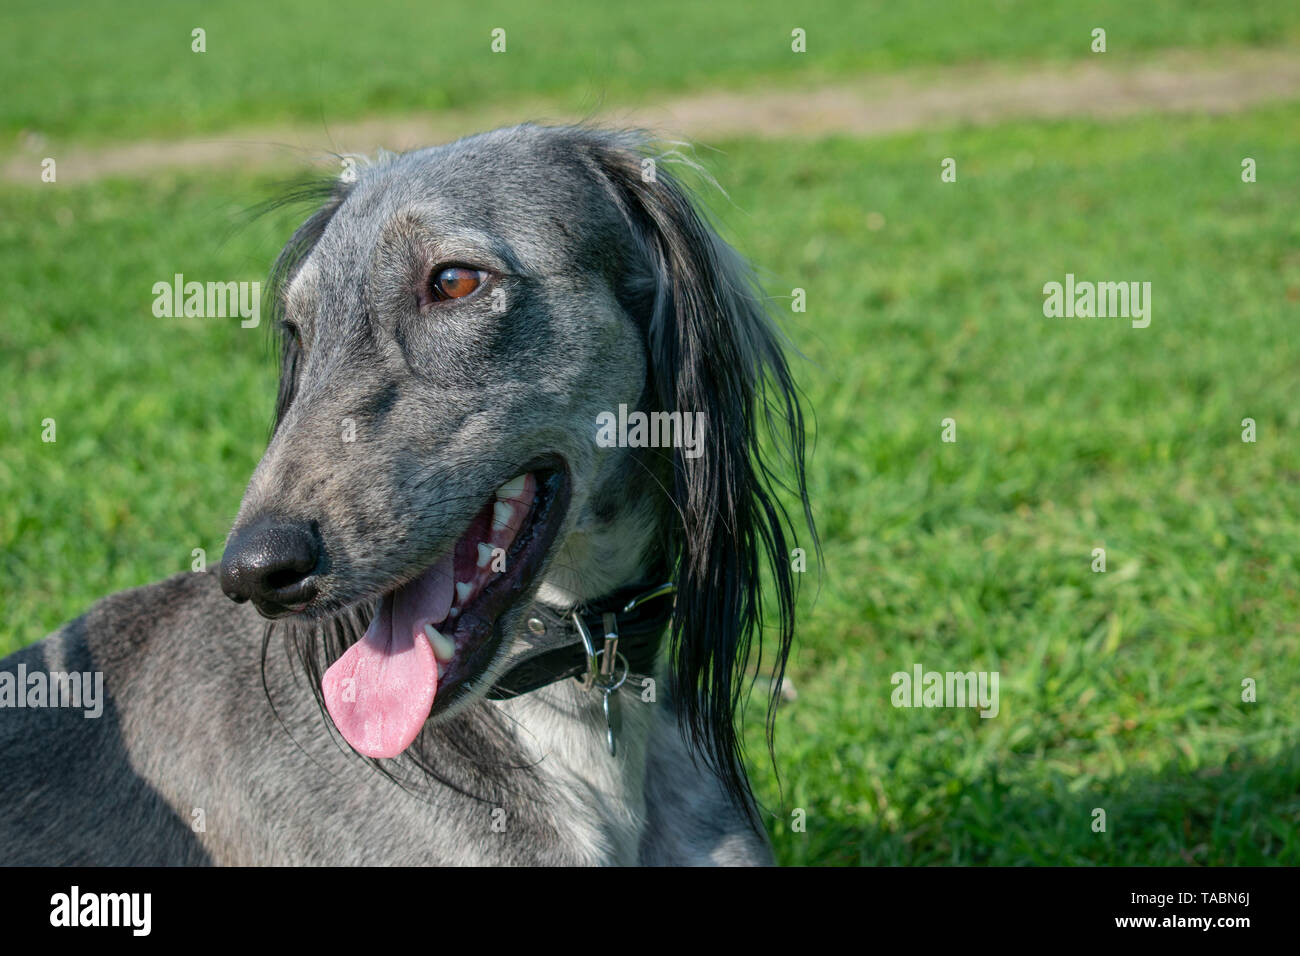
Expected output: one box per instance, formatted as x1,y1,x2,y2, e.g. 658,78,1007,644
486,582,676,700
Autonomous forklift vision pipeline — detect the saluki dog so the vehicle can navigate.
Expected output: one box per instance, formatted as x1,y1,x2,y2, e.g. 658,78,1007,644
0,124,814,865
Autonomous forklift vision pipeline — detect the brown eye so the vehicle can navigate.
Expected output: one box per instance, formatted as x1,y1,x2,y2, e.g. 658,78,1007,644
430,266,485,301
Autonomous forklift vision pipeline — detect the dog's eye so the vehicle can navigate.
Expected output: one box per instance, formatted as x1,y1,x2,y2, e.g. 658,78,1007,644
429,266,486,301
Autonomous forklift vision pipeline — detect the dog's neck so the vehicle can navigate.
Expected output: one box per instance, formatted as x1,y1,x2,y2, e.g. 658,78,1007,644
475,457,676,864
494,480,671,699
533,492,664,610
481,498,672,864
493,678,656,864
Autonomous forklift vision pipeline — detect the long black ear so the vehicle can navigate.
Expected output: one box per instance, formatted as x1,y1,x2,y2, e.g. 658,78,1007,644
253,178,350,436
584,131,817,816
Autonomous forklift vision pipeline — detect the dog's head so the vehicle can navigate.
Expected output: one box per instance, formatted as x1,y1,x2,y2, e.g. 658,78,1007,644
220,124,814,805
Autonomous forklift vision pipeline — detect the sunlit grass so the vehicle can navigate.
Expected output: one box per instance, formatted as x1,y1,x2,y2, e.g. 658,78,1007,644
2,101,1297,864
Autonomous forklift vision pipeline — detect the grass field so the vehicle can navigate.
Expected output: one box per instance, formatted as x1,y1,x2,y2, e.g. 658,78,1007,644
3,0,1300,140
3,96,1297,863
730,104,1300,864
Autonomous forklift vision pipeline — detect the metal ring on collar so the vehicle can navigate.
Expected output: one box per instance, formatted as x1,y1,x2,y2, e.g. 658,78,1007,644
571,611,630,693
621,581,676,615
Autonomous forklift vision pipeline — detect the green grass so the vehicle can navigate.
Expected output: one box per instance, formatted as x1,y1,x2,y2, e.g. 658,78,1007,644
730,103,1300,864
3,0,1300,141
2,102,1298,864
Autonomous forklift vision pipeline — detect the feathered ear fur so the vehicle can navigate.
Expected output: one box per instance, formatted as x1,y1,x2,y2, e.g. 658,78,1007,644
259,179,350,434
582,132,817,816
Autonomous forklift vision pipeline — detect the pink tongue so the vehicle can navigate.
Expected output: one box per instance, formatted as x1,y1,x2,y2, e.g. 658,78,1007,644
321,553,455,758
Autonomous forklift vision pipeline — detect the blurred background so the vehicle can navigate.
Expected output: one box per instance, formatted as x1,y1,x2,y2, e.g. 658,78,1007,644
1,1,1298,864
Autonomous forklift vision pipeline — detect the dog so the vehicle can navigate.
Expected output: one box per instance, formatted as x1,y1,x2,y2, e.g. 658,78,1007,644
0,124,814,865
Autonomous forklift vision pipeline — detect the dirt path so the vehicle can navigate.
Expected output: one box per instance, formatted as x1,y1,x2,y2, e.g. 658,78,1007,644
5,48,1298,184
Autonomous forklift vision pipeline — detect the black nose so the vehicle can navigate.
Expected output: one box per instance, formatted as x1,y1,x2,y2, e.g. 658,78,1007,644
220,517,322,615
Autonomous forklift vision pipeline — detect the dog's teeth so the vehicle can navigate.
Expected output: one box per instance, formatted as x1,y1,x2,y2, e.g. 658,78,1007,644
424,624,456,662
492,501,514,532
476,542,494,568
496,474,526,500
455,581,473,604
437,661,447,679
449,607,460,619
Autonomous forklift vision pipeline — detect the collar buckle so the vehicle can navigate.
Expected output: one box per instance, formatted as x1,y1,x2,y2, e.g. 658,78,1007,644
486,581,675,705
572,610,630,756
571,582,674,756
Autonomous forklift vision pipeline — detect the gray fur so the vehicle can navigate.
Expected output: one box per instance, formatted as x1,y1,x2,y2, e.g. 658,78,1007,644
1,572,766,865
0,124,803,866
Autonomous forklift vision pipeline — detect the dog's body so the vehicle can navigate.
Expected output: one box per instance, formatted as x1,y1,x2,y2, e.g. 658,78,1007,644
0,125,812,866
1,572,768,864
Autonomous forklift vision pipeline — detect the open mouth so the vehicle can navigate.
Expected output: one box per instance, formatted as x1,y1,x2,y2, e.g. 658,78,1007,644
321,462,570,758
